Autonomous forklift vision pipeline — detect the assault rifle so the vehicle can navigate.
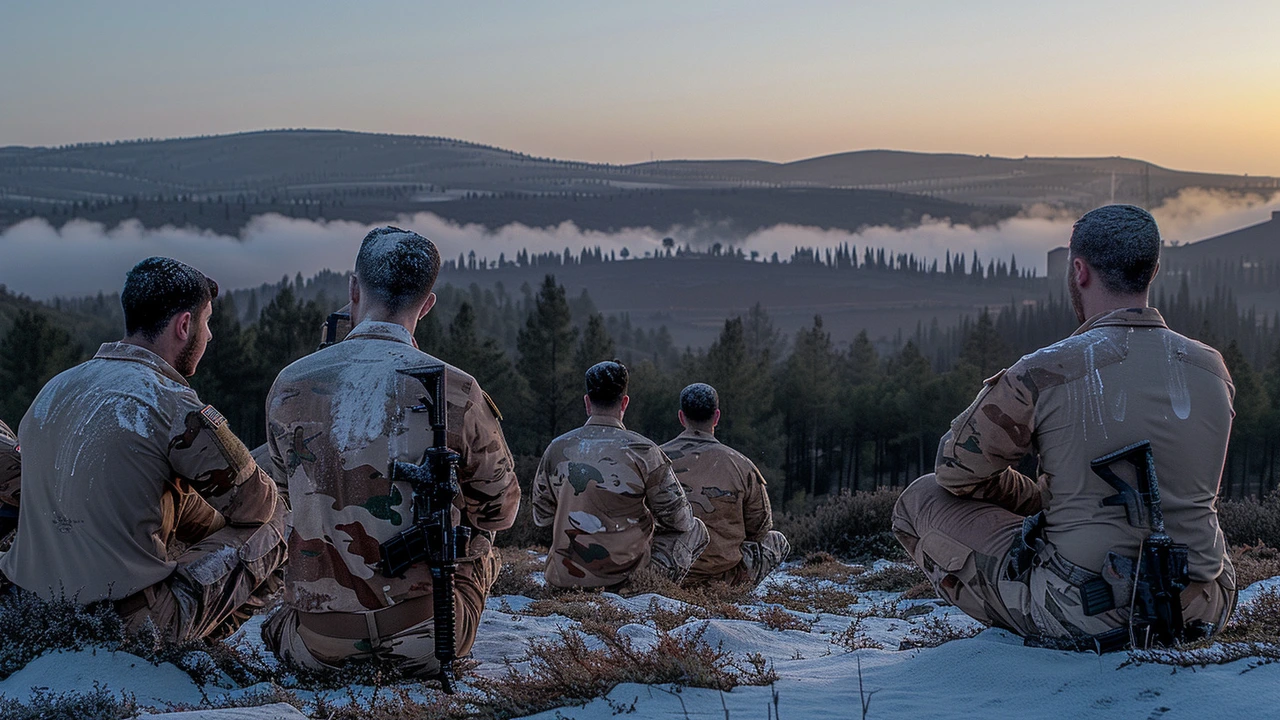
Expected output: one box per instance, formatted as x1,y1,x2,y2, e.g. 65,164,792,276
378,364,470,693
318,311,351,350
1089,440,1212,652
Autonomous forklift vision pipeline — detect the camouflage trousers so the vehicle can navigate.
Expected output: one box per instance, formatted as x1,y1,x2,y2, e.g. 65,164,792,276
686,531,791,591
262,537,501,677
123,489,288,643
648,518,711,584
892,474,1236,641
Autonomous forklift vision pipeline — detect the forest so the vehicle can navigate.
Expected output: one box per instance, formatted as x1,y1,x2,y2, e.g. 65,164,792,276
2,250,1279,507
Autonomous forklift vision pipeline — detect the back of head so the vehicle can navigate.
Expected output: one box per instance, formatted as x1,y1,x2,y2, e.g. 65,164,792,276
680,382,718,423
354,226,441,314
1069,204,1161,295
585,360,628,408
121,257,219,341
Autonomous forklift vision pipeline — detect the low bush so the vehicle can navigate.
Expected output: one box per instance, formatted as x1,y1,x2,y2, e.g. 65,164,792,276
774,488,904,560
1220,493,1280,549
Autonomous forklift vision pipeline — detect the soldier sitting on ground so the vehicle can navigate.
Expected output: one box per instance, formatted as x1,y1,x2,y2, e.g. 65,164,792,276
893,205,1236,648
0,257,286,642
532,361,709,590
661,383,789,590
261,226,520,677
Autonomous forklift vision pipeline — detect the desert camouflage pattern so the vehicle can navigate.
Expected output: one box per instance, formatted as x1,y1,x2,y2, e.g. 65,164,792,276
661,429,789,588
0,342,283,641
262,319,518,670
263,534,500,676
899,307,1237,640
533,416,708,589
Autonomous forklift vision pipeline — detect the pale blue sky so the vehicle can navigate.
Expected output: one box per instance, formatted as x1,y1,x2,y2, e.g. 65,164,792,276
2,1,1278,173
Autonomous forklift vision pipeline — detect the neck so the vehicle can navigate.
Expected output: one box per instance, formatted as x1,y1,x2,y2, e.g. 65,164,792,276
1083,292,1149,320
686,422,716,435
355,304,418,336
591,408,624,421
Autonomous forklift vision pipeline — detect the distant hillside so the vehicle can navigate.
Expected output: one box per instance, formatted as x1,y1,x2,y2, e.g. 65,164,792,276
3,129,1276,234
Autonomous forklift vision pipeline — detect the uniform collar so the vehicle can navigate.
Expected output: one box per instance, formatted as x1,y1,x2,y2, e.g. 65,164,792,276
1072,307,1167,336
676,428,720,444
345,319,418,348
93,342,189,386
585,415,626,430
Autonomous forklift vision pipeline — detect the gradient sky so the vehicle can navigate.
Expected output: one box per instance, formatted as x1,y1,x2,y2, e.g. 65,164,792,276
3,1,1278,174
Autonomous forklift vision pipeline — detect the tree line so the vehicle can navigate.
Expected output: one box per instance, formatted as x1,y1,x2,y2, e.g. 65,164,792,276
2,272,1279,505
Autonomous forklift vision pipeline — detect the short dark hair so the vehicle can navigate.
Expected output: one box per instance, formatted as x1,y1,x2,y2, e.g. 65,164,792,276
121,257,218,341
354,226,441,314
1069,205,1161,295
680,383,718,422
585,360,628,407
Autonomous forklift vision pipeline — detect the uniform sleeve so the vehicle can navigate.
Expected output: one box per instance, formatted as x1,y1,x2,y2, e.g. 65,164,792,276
530,448,558,528
740,460,773,542
935,367,1043,515
166,398,278,526
645,451,697,536
456,381,520,532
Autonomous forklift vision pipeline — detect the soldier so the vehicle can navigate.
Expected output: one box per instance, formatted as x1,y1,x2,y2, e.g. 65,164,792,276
0,257,286,642
261,226,519,677
893,205,1236,647
532,361,708,590
661,383,789,590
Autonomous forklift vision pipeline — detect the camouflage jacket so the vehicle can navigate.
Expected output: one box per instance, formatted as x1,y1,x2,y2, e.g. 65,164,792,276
532,415,698,588
0,343,278,601
660,429,772,579
266,319,519,613
0,419,18,507
936,307,1234,585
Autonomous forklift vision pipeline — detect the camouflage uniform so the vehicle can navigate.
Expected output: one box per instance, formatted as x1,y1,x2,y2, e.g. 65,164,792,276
894,308,1236,642
533,416,709,589
0,342,285,642
661,429,789,589
261,320,519,676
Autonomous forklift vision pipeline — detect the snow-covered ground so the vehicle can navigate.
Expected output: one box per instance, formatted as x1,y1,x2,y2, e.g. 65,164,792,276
2,558,1278,719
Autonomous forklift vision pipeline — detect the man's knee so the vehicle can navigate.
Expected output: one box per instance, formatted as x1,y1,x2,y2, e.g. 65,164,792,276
650,519,710,582
894,473,943,556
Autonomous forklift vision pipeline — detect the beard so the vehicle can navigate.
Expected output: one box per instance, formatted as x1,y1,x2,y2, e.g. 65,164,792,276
174,330,202,377
1068,270,1086,325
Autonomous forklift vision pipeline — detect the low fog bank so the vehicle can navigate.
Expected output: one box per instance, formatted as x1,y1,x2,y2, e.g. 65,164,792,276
1,188,1276,300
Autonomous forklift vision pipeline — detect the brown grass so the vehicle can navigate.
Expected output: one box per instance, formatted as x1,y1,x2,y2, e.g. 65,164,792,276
854,564,928,593
489,547,550,599
759,579,860,615
789,552,867,583
897,615,983,650
1231,543,1280,589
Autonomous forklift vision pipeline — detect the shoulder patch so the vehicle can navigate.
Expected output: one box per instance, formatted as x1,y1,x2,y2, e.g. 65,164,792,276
200,404,228,429
481,391,503,421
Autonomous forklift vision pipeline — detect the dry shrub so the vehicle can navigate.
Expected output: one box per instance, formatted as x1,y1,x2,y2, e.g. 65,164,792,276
0,685,140,720
754,605,815,632
855,563,927,593
774,488,903,560
1231,543,1280,589
833,617,886,651
759,579,860,614
897,615,982,650
789,552,866,583
524,590,640,630
900,581,938,600
490,547,549,599
1220,493,1280,549
468,626,779,719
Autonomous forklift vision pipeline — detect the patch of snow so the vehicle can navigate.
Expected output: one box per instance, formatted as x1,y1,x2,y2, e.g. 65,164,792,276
0,649,206,708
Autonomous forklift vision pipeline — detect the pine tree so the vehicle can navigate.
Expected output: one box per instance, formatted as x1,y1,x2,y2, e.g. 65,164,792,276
0,310,81,425
575,314,616,373
516,276,580,448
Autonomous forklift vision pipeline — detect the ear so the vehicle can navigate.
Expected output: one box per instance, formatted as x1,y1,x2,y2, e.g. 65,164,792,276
584,395,592,416
1072,257,1091,288
417,292,437,320
349,276,360,305
619,395,630,415
712,408,721,427
1150,260,1160,284
172,310,194,342
678,410,687,428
